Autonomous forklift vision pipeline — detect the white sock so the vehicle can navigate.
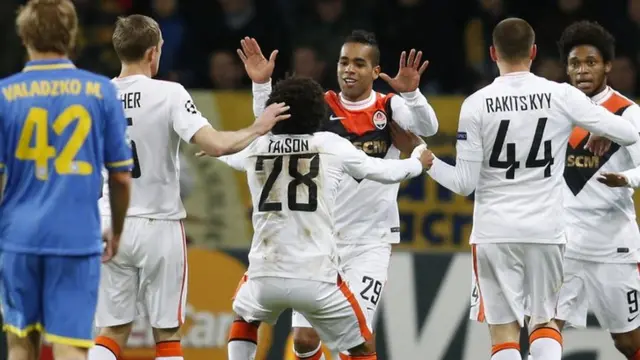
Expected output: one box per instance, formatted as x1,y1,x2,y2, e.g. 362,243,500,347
228,340,257,360
294,343,325,360
88,345,117,360
530,337,562,360
491,348,521,360
527,354,533,360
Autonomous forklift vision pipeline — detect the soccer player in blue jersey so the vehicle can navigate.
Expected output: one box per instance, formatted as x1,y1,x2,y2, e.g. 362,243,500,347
0,1,133,360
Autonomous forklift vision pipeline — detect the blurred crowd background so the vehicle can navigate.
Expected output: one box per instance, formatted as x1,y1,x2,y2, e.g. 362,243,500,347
1,0,639,97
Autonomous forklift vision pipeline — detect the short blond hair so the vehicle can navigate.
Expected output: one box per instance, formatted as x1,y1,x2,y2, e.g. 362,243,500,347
112,15,161,63
16,0,78,55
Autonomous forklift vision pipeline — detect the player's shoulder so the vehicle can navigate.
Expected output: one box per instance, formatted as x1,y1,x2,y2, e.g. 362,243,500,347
606,87,637,113
311,131,350,149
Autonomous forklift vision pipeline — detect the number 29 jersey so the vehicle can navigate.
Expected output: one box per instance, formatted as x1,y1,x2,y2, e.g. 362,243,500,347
458,72,639,244
218,132,423,282
99,75,210,220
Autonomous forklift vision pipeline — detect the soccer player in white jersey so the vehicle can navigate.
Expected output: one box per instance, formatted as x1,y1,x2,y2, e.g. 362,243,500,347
88,15,290,360
423,18,640,360
548,21,640,360
214,76,433,360
232,30,438,360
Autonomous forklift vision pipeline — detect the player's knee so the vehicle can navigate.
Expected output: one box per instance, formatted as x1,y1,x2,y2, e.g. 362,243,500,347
152,327,181,343
51,343,88,360
611,330,640,357
292,328,321,354
488,322,521,345
6,332,41,360
98,323,133,348
347,340,375,357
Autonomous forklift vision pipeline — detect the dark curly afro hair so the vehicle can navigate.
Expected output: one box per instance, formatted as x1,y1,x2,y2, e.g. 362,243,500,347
557,20,615,64
267,76,327,135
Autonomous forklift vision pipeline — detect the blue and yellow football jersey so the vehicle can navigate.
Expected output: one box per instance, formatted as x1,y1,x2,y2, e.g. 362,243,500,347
0,59,133,255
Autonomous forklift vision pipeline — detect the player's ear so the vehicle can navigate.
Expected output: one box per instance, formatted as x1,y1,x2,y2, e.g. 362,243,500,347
489,46,498,62
372,65,381,80
604,61,612,75
530,44,537,61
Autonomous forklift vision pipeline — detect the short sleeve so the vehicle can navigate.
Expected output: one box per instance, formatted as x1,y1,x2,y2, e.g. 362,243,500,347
102,81,134,172
456,96,483,162
172,85,211,143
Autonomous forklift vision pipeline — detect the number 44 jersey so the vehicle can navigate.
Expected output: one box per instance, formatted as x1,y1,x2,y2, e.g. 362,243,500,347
218,132,424,282
99,75,210,220
458,72,639,245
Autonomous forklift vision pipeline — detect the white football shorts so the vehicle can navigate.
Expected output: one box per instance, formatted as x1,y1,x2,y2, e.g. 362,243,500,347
556,257,640,334
95,217,187,329
291,243,391,330
469,243,564,327
233,275,372,352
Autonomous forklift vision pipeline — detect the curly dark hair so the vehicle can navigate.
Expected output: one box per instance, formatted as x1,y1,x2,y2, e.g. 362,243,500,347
557,21,615,64
267,76,326,135
344,29,380,66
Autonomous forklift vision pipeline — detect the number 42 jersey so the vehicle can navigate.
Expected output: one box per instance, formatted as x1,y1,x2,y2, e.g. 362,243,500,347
99,75,210,220
457,72,639,244
218,132,423,282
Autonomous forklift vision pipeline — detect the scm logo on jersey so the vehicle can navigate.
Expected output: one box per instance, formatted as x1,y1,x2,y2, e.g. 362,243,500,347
120,249,274,360
566,154,600,168
372,110,387,130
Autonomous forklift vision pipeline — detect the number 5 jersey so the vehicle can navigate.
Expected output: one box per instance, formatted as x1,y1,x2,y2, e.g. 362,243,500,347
99,75,210,220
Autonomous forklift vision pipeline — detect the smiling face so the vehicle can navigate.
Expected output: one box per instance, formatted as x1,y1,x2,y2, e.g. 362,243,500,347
336,42,380,102
566,44,611,96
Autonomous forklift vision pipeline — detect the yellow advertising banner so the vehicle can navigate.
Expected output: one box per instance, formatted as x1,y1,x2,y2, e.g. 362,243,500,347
182,91,640,252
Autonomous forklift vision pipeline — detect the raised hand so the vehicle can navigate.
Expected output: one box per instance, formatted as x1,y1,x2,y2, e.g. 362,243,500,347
379,49,429,93
237,37,278,84
597,172,629,187
251,102,291,135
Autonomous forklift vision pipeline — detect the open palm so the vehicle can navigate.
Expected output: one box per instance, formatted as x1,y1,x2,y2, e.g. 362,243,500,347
237,37,278,84
380,49,429,93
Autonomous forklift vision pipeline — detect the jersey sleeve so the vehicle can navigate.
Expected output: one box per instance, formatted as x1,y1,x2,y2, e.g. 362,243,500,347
389,90,439,136
217,141,254,172
172,85,212,143
622,105,640,167
102,81,134,172
330,135,422,183
252,80,272,118
455,96,484,162
560,85,640,146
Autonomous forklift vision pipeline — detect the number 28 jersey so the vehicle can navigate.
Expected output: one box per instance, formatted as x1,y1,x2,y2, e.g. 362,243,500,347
458,72,639,244
218,132,423,282
99,75,210,220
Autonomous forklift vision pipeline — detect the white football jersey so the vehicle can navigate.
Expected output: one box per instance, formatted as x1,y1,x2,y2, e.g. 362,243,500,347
458,72,639,244
563,86,640,263
99,75,210,219
218,132,423,282
252,82,439,245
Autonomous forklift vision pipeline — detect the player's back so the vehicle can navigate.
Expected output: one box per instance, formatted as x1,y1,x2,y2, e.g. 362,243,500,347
0,61,127,255
242,132,356,282
101,76,192,219
470,72,585,244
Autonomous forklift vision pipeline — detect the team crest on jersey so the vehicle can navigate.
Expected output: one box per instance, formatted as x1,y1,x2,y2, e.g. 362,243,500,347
185,100,199,115
372,110,387,130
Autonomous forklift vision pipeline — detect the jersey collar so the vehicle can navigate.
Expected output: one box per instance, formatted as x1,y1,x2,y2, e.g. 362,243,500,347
23,58,75,72
590,86,613,105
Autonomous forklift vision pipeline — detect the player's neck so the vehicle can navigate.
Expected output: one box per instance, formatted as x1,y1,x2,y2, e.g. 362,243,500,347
340,88,373,103
496,61,531,76
119,63,152,78
591,82,608,99
27,50,68,62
